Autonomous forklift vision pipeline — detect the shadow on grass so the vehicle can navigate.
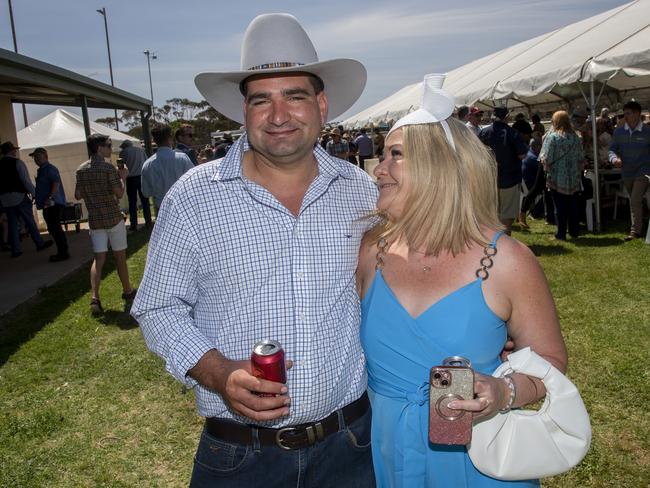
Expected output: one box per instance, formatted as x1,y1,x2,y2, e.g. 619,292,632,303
99,309,139,330
571,236,624,247
0,228,151,366
527,244,572,256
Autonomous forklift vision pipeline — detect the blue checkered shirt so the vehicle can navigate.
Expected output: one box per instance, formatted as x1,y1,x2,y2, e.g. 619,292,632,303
132,134,378,427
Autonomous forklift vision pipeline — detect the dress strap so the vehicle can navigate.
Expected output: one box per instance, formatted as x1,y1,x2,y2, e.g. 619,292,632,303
489,231,504,248
375,238,388,270
475,232,502,280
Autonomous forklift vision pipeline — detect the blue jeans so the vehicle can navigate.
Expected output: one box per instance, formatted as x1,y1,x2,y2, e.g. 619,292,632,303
5,195,44,254
126,175,151,228
190,406,375,488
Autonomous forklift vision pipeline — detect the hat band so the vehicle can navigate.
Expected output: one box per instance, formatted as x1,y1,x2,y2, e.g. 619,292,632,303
247,62,305,71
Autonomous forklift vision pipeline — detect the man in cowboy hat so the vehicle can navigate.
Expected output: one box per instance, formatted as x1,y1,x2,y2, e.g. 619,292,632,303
132,13,376,487
325,127,350,160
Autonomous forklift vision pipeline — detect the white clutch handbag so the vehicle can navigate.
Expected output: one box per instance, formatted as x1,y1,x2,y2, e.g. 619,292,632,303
467,347,591,480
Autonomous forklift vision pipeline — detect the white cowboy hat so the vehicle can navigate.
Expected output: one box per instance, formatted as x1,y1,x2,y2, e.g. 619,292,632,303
195,13,366,124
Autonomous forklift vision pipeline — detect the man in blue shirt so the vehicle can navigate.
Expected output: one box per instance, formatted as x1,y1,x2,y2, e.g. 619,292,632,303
30,147,69,262
141,124,194,210
479,107,528,234
174,124,198,166
354,128,374,170
0,141,52,258
132,13,376,487
608,100,650,240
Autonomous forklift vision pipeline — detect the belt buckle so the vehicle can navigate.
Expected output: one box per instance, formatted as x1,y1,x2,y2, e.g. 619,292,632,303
275,423,325,450
275,427,299,450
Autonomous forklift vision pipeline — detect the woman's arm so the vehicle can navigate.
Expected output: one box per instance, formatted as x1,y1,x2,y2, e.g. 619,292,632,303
449,236,568,419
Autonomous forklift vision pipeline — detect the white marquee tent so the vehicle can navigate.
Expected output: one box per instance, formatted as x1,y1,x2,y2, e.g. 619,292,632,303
343,0,650,229
17,109,138,224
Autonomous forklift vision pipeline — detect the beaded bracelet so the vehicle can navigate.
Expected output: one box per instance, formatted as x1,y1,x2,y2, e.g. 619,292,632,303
499,374,516,412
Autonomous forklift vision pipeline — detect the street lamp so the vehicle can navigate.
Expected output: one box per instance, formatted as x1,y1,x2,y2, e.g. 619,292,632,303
143,50,157,119
96,7,120,131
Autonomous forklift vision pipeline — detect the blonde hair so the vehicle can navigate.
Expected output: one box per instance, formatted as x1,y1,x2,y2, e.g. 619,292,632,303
369,118,502,255
552,111,574,134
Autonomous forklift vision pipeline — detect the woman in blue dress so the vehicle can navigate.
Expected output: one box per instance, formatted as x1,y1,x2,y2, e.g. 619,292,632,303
357,75,568,487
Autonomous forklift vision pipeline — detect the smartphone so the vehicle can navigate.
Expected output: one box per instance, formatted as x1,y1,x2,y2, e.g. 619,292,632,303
429,360,474,445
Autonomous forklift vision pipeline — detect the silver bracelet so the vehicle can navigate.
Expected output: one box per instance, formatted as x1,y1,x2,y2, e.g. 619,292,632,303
500,374,516,412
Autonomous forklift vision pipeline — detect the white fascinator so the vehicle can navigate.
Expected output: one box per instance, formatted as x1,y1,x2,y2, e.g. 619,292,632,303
388,73,456,150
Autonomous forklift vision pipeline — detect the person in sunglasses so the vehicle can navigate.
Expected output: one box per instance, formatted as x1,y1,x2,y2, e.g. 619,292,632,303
75,134,137,314
175,123,199,166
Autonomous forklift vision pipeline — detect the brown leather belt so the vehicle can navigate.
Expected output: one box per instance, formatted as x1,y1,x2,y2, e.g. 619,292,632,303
205,392,369,450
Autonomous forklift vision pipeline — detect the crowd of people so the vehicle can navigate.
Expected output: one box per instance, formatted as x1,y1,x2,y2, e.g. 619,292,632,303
456,99,649,242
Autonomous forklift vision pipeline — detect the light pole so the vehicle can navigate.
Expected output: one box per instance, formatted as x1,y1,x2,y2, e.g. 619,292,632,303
143,50,157,119
96,7,120,131
8,0,28,127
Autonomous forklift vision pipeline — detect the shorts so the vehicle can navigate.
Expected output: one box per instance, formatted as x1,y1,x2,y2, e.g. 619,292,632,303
498,184,521,220
89,220,127,253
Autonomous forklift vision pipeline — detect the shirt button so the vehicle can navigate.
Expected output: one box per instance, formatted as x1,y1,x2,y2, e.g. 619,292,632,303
297,272,304,281
299,312,306,321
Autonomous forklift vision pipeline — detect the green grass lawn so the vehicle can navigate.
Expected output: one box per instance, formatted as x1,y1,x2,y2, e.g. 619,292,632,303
1,221,648,487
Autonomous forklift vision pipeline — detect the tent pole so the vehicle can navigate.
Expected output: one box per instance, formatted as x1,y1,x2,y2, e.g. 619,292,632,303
590,81,601,232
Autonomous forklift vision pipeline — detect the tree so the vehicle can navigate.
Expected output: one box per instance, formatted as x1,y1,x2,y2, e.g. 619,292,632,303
94,116,119,130
114,98,239,146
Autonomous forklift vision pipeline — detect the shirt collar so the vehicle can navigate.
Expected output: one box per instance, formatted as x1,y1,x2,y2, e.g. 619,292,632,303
624,121,644,133
91,154,106,163
211,132,356,182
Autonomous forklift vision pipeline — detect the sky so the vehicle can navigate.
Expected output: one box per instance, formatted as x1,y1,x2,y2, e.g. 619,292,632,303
1,0,631,130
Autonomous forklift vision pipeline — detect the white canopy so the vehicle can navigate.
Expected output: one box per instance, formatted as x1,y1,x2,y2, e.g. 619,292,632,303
17,109,138,224
18,108,138,149
343,0,650,127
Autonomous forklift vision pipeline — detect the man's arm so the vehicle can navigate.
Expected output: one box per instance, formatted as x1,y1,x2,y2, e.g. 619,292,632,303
132,192,289,421
16,160,36,196
608,131,622,166
111,166,128,199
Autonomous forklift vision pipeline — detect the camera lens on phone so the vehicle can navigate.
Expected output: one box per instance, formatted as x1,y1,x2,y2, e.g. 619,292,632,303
434,372,441,379
441,379,449,386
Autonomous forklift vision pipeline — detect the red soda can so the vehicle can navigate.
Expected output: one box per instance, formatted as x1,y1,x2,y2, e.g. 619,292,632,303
251,340,287,384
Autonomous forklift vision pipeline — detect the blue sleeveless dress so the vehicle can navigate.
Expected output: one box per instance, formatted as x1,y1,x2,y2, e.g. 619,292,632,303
360,233,539,487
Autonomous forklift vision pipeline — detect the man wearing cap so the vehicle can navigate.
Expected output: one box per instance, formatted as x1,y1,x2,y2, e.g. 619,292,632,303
478,107,528,234
326,127,350,161
465,106,483,136
0,141,53,258
609,100,650,241
30,148,69,261
132,13,376,487
119,140,152,231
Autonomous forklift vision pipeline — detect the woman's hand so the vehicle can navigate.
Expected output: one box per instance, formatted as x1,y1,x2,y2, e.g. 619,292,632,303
447,372,509,421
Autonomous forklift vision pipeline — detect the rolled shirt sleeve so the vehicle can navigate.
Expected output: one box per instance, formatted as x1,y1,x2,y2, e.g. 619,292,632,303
131,191,214,387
